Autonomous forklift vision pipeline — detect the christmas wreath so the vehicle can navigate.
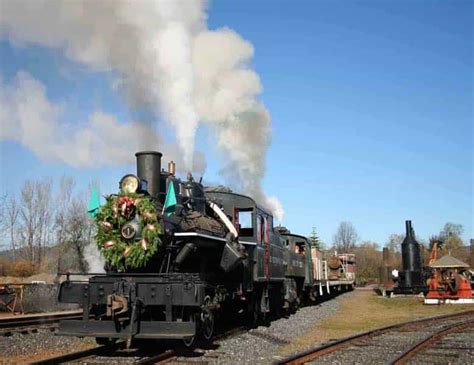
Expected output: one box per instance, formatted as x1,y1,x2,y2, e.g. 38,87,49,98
95,193,162,270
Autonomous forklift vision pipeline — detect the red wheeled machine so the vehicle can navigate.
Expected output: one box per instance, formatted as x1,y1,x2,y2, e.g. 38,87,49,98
425,240,473,304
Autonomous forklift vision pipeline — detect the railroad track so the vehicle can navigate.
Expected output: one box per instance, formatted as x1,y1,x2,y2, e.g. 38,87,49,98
277,310,474,365
32,325,248,364
31,343,175,365
0,311,83,336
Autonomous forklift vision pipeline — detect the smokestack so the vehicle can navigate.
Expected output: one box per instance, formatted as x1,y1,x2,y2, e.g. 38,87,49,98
397,220,425,294
136,151,162,199
382,247,390,264
406,220,412,238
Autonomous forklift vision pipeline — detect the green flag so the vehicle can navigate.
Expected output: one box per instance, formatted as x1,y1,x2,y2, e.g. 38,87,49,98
163,182,177,216
87,186,101,218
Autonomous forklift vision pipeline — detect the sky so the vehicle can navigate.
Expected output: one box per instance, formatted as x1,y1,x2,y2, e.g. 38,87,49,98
0,0,472,246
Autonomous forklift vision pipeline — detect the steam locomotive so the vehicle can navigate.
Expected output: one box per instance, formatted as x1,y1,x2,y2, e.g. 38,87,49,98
58,151,355,345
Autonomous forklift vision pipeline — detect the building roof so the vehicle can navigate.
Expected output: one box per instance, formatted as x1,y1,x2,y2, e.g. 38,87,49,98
430,255,470,268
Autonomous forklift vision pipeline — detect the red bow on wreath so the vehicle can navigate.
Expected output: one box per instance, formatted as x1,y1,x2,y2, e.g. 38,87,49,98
117,196,136,218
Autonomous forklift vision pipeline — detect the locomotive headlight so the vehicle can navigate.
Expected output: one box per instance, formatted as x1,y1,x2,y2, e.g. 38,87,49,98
120,174,139,194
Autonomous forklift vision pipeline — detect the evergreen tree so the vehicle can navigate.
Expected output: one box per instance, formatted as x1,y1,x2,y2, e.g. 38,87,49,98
308,226,322,250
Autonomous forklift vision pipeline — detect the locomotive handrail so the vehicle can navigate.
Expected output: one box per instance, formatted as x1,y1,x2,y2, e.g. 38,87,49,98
57,272,204,277
208,201,239,238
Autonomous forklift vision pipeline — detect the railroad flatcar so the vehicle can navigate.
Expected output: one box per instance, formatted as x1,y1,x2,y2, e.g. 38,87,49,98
57,151,354,346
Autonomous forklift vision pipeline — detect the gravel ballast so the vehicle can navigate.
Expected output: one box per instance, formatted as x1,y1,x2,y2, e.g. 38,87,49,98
172,291,354,365
1,291,354,364
0,330,95,359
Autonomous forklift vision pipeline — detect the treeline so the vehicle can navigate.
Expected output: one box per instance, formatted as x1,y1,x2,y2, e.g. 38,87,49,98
0,177,95,276
309,221,471,284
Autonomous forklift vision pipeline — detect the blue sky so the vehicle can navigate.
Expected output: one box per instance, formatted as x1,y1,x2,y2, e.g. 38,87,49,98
0,0,472,246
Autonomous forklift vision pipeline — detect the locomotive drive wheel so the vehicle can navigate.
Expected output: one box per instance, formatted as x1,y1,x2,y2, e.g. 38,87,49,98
181,307,196,347
182,335,195,347
201,300,215,340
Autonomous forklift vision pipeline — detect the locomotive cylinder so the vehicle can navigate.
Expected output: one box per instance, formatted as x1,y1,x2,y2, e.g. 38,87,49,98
136,151,162,199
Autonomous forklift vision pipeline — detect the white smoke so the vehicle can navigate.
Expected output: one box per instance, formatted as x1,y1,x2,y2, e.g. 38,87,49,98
0,0,284,220
0,71,206,172
83,241,105,273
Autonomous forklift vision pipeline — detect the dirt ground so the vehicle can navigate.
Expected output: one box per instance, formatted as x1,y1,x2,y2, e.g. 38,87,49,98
280,288,474,356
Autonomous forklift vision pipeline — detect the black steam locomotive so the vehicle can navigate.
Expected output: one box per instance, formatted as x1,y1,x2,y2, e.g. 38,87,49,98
58,151,354,345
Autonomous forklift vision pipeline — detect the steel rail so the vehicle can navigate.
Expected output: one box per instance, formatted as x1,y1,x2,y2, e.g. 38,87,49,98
31,343,123,365
390,318,474,365
276,310,474,365
30,325,248,364
0,311,82,327
151,326,248,364
0,311,83,335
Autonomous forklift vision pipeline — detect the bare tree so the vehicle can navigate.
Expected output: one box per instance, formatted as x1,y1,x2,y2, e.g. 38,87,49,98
438,222,466,260
0,193,6,224
18,179,53,269
440,223,464,238
386,233,404,253
34,179,53,267
19,180,38,265
333,221,358,253
55,176,75,272
385,233,404,269
0,193,7,250
65,195,92,272
5,196,20,262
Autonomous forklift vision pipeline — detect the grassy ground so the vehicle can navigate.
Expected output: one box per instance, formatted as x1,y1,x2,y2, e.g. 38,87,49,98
279,288,473,356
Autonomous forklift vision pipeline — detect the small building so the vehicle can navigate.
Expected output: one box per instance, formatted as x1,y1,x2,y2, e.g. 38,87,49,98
429,255,470,270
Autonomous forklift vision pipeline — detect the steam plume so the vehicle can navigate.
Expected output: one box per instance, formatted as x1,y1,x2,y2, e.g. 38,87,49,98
0,71,206,172
83,241,105,273
0,0,284,220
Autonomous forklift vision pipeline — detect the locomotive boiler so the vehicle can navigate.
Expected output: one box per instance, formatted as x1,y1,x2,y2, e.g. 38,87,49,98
57,151,355,346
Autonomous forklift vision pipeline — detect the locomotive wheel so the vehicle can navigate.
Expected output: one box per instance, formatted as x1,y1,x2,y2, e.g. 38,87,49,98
201,307,214,340
201,313,214,340
182,335,195,347
181,307,196,347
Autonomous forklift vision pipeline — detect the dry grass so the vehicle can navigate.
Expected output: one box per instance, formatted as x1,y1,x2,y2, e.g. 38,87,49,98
0,273,57,285
280,288,473,356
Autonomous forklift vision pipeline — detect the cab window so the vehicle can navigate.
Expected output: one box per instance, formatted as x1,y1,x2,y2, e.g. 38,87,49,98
236,209,253,237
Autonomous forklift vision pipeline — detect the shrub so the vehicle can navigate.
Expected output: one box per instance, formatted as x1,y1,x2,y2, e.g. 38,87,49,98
12,260,35,277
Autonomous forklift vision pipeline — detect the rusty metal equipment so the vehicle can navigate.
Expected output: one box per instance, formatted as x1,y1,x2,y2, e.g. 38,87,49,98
425,254,473,304
0,284,24,314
